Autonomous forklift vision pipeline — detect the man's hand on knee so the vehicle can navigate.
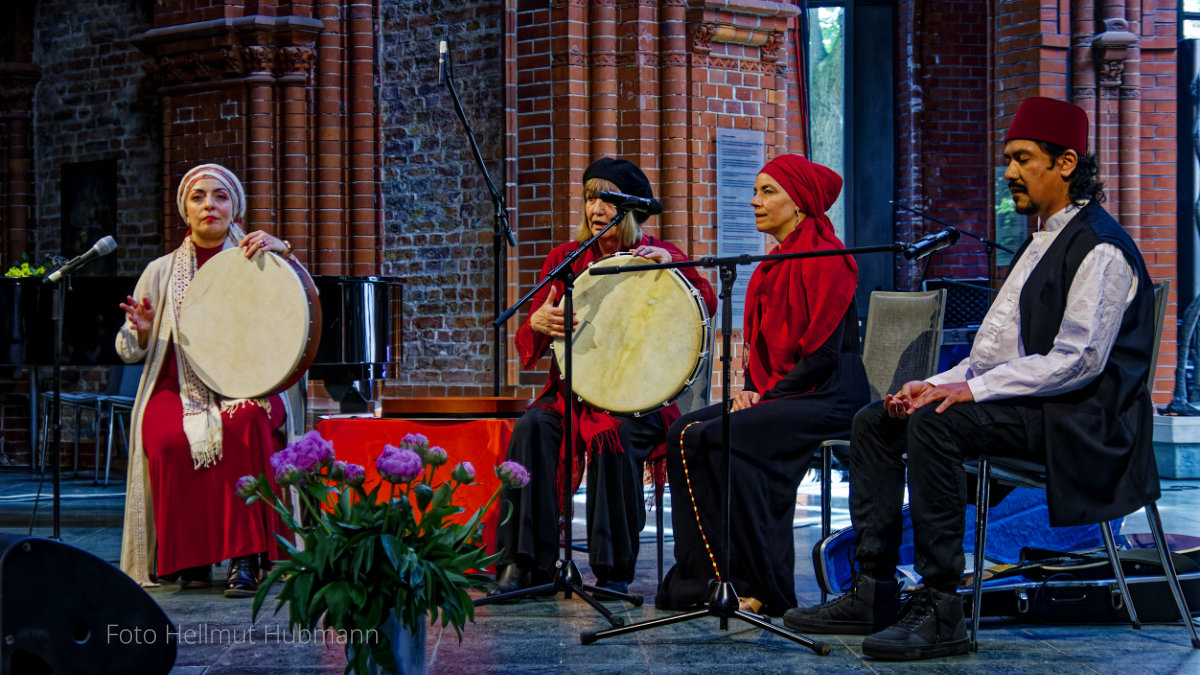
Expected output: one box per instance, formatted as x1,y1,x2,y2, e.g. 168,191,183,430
884,381,932,419
909,381,974,414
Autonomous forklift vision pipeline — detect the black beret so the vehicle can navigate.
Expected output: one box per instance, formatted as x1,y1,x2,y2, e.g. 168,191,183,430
583,157,653,200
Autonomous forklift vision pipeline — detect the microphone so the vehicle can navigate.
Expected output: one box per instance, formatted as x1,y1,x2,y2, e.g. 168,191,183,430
438,40,448,85
595,190,664,216
44,236,118,283
902,227,960,260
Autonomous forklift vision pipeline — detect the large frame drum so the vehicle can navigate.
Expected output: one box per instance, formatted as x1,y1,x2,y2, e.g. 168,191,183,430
178,248,320,399
553,253,710,415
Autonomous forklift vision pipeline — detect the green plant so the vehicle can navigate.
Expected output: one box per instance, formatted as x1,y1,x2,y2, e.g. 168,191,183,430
237,431,528,674
4,254,46,278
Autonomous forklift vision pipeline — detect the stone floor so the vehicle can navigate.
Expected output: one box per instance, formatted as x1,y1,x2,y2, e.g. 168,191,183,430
3,466,1200,674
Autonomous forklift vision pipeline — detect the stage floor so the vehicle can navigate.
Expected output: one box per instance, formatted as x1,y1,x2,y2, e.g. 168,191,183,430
2,467,1199,673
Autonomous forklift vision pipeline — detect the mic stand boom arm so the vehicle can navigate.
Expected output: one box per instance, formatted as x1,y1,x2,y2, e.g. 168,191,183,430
443,48,516,396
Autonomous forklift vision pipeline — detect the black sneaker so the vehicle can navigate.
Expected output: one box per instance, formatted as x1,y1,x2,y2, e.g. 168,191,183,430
783,574,902,635
861,587,970,661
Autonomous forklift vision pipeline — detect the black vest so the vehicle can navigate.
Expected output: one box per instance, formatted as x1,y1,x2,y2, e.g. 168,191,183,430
1010,201,1158,527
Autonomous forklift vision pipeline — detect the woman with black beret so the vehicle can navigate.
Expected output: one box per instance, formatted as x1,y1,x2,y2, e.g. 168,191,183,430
493,158,716,595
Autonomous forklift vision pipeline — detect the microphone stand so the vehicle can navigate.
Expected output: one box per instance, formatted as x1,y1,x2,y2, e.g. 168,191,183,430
580,241,913,652
442,43,516,396
474,207,643,626
35,273,71,541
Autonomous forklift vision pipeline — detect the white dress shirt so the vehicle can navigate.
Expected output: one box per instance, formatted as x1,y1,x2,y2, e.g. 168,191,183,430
925,201,1138,402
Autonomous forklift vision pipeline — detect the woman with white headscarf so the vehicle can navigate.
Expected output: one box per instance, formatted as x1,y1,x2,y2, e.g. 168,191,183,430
116,163,296,596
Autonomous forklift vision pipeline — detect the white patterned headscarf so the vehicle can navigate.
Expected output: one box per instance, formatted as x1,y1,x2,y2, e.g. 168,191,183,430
168,162,261,468
176,163,247,239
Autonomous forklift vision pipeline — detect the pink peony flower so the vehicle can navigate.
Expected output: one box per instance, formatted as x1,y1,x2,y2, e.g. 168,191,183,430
286,431,333,474
399,433,430,457
275,462,304,487
343,463,366,486
495,461,530,489
377,444,423,483
451,462,476,483
234,475,258,499
425,446,448,467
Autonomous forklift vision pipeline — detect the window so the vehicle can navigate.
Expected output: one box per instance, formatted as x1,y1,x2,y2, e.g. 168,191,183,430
807,5,846,240
1185,0,1200,39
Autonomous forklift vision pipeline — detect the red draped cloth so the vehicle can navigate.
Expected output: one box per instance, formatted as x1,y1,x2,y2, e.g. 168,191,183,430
743,155,857,394
141,243,286,577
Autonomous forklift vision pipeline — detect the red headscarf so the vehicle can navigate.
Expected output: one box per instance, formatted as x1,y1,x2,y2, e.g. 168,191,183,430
743,154,858,394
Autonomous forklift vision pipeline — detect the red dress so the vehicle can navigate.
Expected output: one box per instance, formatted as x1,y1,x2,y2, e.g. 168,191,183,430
140,243,286,577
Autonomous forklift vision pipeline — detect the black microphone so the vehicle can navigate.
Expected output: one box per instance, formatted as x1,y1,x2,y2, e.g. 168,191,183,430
595,190,663,216
44,236,118,283
902,227,960,260
438,40,448,85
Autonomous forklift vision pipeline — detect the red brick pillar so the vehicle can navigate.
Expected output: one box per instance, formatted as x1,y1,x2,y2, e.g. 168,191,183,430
246,54,279,228
280,46,315,256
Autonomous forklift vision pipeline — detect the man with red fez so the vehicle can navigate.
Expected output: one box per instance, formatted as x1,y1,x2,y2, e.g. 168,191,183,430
787,97,1157,660
656,154,869,616
492,158,717,596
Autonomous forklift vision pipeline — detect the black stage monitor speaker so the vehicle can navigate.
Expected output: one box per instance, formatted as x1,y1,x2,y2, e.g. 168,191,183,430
0,534,175,675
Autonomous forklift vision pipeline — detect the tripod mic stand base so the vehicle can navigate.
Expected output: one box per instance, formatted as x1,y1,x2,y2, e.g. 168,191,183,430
580,581,831,655
474,559,642,627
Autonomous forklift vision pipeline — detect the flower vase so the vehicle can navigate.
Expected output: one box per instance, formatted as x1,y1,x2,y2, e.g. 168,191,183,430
349,611,426,675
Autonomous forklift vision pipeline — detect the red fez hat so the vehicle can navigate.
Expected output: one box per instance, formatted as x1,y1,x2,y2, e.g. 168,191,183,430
1004,97,1088,155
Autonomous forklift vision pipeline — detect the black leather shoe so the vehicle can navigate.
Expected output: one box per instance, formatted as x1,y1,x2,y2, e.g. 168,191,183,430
490,563,531,596
224,555,260,598
179,565,212,589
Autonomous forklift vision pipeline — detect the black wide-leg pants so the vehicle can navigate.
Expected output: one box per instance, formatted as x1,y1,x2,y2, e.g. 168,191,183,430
495,406,661,583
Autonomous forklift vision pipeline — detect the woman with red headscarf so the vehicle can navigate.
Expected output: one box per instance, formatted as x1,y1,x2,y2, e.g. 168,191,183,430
656,154,869,616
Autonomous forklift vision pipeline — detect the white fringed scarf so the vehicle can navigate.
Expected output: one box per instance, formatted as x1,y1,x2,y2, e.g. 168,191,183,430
170,163,270,468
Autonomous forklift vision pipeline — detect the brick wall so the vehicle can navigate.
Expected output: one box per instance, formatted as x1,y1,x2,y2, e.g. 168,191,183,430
894,0,992,291
376,0,508,399
31,0,162,275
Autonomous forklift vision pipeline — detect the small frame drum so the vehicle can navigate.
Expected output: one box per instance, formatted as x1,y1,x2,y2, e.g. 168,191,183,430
178,248,321,399
553,252,710,415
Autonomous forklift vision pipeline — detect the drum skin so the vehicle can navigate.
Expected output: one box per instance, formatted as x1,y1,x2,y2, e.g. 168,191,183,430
178,248,321,399
553,253,709,415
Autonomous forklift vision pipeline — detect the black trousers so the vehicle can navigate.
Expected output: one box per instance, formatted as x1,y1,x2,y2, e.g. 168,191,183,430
495,406,662,582
849,399,1045,591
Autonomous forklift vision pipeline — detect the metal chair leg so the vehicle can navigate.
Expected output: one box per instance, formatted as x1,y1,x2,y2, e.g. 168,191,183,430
819,441,833,603
656,475,665,587
1099,519,1140,628
970,457,992,653
1144,502,1200,648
